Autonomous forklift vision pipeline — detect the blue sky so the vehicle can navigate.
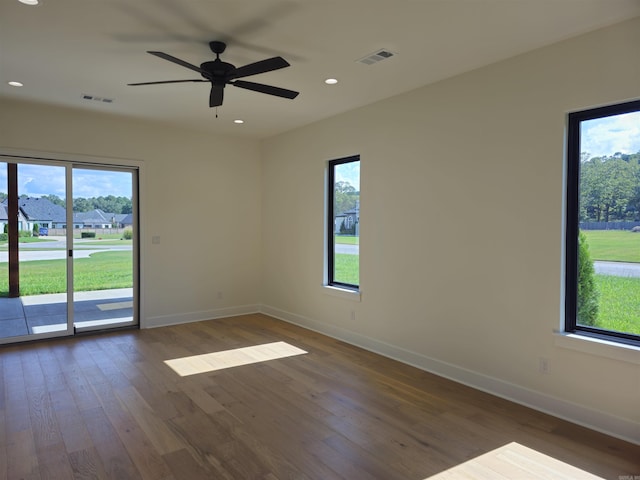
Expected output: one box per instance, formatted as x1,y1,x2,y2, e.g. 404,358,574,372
0,164,132,199
581,111,640,158
335,160,360,190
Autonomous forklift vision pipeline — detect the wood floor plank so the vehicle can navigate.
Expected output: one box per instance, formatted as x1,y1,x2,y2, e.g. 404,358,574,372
0,313,638,480
80,406,143,480
5,429,40,480
36,441,75,480
162,448,222,480
97,389,176,480
113,385,184,456
68,447,110,480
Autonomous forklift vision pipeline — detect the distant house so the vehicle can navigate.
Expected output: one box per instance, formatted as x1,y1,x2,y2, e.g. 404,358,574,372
72,209,130,228
1,197,66,232
334,203,359,235
74,209,115,228
119,214,134,228
1,198,131,232
0,204,28,233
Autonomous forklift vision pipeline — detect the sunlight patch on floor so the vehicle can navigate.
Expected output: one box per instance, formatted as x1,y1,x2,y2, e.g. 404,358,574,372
164,341,308,376
31,323,67,334
97,301,133,311
425,442,603,479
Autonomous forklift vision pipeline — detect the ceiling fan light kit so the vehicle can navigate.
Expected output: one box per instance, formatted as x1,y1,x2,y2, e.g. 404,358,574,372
128,41,299,109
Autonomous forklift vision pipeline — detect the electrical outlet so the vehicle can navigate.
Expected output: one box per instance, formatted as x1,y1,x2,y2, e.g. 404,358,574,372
539,357,550,375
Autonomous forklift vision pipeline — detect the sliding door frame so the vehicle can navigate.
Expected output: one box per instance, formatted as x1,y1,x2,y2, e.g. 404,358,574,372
0,147,144,342
71,162,140,334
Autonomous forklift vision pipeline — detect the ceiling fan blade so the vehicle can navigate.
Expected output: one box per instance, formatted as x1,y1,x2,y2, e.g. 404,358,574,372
232,80,299,99
148,51,208,75
232,57,290,79
210,85,224,107
128,79,207,86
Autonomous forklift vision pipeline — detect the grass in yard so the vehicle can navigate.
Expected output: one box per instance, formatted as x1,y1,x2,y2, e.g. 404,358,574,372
0,251,132,297
74,239,133,246
590,274,640,335
335,235,359,245
73,232,128,240
581,230,640,263
334,253,359,285
0,237,56,248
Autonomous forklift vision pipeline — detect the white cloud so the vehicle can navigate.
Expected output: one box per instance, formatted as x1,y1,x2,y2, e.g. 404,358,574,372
0,163,132,198
581,111,640,158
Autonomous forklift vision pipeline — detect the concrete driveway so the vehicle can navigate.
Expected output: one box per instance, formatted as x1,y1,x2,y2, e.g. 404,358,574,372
0,236,131,262
594,261,640,278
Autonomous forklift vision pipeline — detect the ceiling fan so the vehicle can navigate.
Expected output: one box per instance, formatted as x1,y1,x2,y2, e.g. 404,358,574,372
128,41,299,108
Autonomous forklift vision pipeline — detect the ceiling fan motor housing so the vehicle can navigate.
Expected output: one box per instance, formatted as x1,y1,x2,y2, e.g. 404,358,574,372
200,60,236,84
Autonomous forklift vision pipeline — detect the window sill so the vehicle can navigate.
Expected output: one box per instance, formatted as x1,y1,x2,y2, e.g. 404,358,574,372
323,285,361,302
554,332,640,365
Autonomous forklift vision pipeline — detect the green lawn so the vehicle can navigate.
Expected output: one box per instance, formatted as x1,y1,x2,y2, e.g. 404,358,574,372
74,239,133,246
334,253,359,285
593,274,640,335
579,230,640,335
0,237,56,248
0,251,132,297
334,236,359,285
335,235,359,245
581,230,640,262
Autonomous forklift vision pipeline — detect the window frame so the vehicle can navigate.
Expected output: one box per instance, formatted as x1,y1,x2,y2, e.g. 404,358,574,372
327,155,360,291
565,99,640,346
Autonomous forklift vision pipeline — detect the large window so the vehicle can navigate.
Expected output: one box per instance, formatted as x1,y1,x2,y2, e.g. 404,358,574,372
566,99,640,346
327,156,360,290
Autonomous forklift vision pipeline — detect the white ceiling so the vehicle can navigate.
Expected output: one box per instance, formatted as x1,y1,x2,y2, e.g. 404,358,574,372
2,0,640,139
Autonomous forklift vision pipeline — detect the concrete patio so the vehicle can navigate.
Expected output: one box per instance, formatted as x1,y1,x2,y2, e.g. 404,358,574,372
0,288,134,339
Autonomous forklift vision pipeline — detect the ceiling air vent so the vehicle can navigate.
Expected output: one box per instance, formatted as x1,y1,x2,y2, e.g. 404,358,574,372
356,49,396,65
82,94,114,103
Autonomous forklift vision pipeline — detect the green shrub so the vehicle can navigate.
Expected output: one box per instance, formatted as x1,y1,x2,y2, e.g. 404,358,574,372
81,231,96,238
32,223,39,237
19,230,32,238
577,230,599,326
0,233,7,242
122,228,133,240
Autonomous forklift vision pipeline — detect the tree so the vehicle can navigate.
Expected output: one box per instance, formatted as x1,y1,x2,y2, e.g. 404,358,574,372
334,181,359,215
41,194,65,208
580,155,636,222
624,153,640,220
577,231,599,326
73,197,92,212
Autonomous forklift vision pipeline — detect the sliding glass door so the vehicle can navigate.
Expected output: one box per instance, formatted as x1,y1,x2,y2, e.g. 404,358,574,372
72,166,137,333
0,159,138,344
0,161,71,341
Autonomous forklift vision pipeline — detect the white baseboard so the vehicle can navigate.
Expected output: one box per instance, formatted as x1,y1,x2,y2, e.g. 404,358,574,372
260,304,640,446
144,304,260,329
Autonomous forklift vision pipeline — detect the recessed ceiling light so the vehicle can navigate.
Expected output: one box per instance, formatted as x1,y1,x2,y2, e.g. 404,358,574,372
19,0,40,5
8,81,23,87
234,119,244,124
324,78,338,85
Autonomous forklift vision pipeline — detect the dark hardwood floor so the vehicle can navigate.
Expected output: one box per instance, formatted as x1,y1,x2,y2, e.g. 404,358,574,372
0,313,638,479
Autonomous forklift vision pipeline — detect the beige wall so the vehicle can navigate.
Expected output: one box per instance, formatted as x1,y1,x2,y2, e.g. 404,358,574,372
0,99,263,326
261,17,640,443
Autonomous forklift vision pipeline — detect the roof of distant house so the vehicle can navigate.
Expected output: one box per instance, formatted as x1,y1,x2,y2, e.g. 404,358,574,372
17,197,66,222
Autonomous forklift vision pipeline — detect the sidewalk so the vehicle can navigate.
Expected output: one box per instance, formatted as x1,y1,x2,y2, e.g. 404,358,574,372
0,288,133,339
